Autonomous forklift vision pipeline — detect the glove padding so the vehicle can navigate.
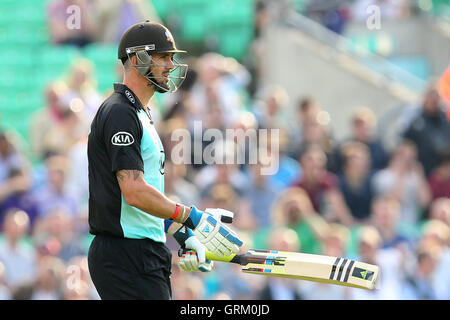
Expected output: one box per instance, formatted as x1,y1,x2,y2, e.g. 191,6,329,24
187,207,242,258
179,247,214,273
205,208,234,224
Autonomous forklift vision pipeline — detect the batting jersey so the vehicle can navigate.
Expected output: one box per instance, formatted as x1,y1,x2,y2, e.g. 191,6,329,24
88,83,166,242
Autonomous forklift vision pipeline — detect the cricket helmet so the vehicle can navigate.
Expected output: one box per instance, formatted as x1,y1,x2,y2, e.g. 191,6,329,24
118,21,188,93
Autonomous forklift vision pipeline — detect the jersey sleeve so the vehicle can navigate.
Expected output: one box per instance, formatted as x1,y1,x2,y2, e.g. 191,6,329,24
103,104,144,173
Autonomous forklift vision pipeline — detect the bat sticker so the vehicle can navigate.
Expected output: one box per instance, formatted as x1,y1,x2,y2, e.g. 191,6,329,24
352,267,375,281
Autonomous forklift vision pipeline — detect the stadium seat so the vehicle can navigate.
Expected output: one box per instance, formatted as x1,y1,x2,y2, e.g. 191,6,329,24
34,67,68,92
0,26,48,48
209,0,254,29
170,0,211,42
206,0,255,59
151,0,173,21
38,45,81,68
83,43,117,66
215,28,254,60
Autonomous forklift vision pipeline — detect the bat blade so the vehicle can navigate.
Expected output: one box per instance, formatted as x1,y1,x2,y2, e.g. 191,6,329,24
206,249,379,290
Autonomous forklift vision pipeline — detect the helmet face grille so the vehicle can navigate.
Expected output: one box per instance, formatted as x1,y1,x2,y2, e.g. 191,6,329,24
126,46,188,93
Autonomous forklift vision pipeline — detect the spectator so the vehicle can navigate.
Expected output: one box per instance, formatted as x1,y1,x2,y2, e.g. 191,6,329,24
292,145,354,225
265,129,302,191
402,240,446,299
31,255,65,300
335,106,388,174
418,219,450,299
245,0,272,95
194,140,247,196
190,53,250,129
0,209,37,291
243,160,281,228
372,140,431,226
0,262,11,300
64,256,99,300
66,136,89,220
161,68,199,123
299,113,339,173
173,274,206,300
29,81,70,159
352,0,412,21
297,223,351,299
253,84,290,130
371,195,412,249
402,83,450,176
41,108,88,157
229,110,259,170
338,141,374,222
305,0,350,34
32,209,86,262
428,197,450,226
164,160,200,209
92,0,162,43
257,227,303,300
289,96,321,158
62,58,103,122
62,278,89,300
0,131,28,183
428,149,450,200
34,155,79,218
0,168,40,229
348,225,405,299
203,83,227,133
47,0,97,48
202,182,256,232
268,186,330,254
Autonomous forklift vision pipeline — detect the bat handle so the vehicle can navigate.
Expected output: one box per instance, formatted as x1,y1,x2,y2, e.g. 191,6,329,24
178,248,237,263
205,251,237,263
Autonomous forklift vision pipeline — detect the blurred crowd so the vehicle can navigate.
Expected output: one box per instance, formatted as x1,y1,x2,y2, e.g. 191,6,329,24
306,0,432,34
44,0,425,49
0,0,449,300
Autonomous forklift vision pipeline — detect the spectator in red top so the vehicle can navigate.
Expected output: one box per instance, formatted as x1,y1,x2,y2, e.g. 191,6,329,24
428,149,450,200
293,144,354,225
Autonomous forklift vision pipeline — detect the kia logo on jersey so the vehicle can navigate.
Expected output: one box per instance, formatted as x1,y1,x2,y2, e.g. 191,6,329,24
111,132,135,146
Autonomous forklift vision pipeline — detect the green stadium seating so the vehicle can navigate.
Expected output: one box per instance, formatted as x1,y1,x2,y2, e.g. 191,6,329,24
0,26,48,48
290,0,309,13
215,28,254,60
38,45,81,68
0,49,35,68
83,43,117,65
209,0,254,29
206,0,255,60
1,0,259,148
151,0,173,21
172,0,211,42
82,43,121,93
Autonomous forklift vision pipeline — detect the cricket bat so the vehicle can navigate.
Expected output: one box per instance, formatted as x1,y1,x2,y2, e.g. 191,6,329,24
204,249,379,290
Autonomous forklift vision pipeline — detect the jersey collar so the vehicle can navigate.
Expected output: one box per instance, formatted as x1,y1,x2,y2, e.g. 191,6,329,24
113,83,144,110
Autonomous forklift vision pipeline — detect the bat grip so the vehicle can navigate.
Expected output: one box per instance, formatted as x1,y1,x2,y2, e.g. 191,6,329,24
178,248,237,263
